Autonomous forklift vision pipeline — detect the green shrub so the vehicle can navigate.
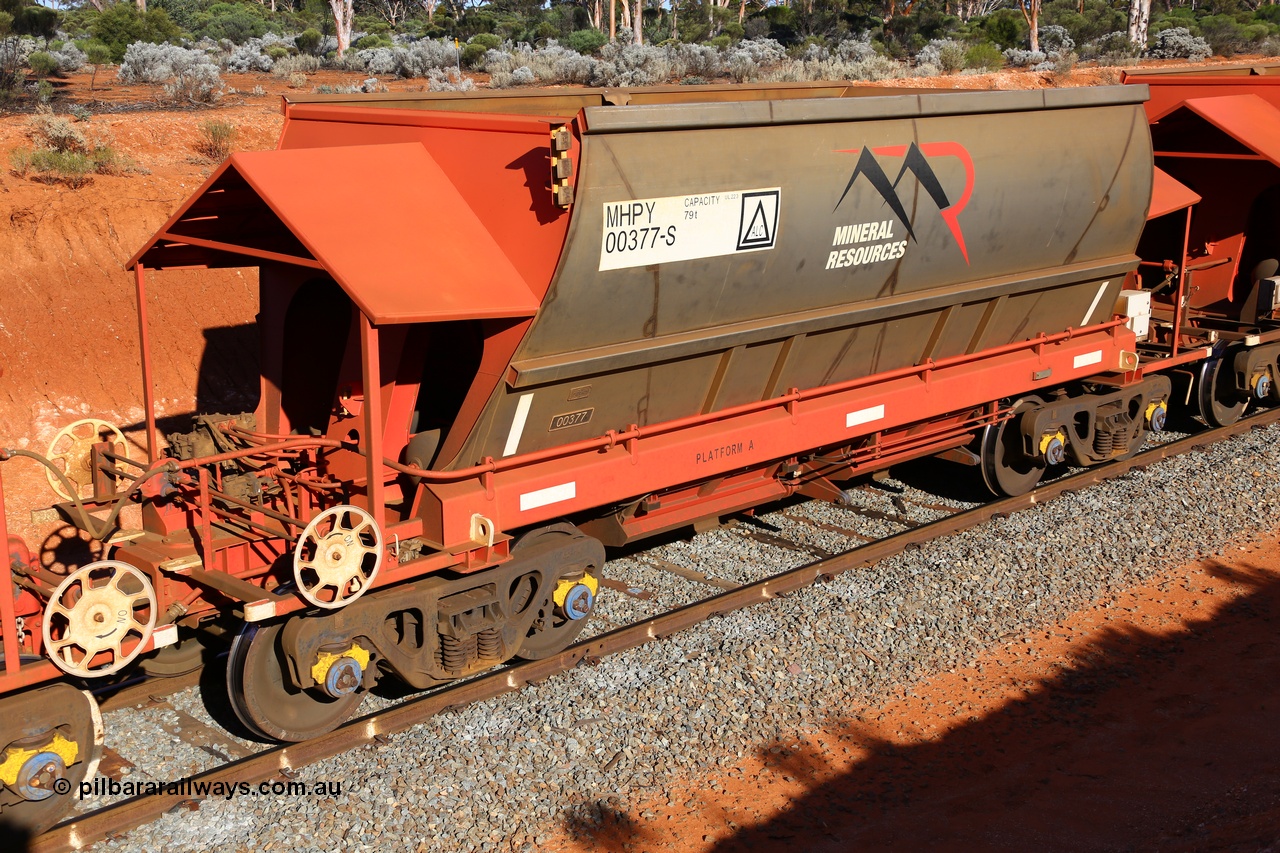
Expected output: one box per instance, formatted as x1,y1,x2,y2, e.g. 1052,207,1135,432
194,119,235,162
461,42,487,68
82,40,111,64
565,28,607,55
82,40,112,91
1197,14,1267,57
295,28,322,55
28,109,87,153
1042,0,1126,46
354,15,390,34
468,33,501,50
9,148,32,176
27,50,58,78
86,145,129,175
965,41,1004,71
976,8,1026,50
10,145,128,188
147,0,202,32
936,41,966,73
531,20,557,41
266,44,289,60
29,150,92,187
11,3,56,39
353,33,393,50
194,3,268,44
92,5,183,61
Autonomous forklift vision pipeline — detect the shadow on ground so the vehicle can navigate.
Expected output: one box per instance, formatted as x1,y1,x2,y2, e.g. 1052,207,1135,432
565,560,1280,852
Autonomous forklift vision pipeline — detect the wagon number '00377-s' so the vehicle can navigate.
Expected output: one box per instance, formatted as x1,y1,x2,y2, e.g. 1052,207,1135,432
599,188,781,271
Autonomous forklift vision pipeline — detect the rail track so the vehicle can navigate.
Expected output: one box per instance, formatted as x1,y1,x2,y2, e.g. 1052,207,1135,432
30,405,1280,853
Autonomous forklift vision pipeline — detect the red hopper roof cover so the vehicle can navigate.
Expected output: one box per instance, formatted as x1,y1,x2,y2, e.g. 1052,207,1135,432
130,142,540,324
1147,166,1201,220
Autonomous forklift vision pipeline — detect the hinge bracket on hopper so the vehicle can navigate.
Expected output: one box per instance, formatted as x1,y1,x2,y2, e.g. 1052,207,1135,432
550,125,573,208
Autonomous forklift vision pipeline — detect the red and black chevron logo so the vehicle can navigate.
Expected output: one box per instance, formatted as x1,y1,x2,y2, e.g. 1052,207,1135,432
834,142,974,264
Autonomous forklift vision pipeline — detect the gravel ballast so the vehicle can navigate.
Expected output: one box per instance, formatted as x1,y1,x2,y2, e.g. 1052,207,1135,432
86,422,1280,852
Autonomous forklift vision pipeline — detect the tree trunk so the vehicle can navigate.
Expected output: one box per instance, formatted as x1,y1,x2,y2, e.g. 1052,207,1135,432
633,0,642,43
136,0,146,13
1127,0,1151,47
1020,0,1040,52
330,0,354,57
610,0,616,40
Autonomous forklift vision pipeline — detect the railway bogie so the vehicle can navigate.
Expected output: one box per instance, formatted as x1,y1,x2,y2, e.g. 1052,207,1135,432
0,682,102,834
4,71,1280,833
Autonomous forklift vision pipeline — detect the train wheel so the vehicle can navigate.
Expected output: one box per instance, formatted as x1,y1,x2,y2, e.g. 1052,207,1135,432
1196,357,1248,427
513,525,601,661
225,621,364,743
0,682,103,836
980,398,1046,497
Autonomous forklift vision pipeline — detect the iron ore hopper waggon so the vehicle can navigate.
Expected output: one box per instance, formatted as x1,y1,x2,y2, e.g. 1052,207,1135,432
4,75,1280,833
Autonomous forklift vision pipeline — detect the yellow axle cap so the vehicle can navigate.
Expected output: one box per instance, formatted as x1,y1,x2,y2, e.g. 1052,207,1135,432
553,573,599,608
1038,429,1066,455
0,734,79,787
310,643,371,686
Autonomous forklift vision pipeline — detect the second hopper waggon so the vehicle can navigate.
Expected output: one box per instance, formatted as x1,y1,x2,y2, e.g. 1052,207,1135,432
0,81,1185,831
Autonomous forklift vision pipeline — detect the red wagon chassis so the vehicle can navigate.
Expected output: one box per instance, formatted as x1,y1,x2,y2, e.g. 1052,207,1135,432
0,316,1144,690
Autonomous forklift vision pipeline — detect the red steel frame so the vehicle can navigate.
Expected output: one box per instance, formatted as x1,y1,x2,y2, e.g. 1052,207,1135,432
6,81,1250,696
0,269,1155,694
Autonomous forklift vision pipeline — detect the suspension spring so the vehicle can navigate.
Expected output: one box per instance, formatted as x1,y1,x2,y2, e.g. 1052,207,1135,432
1093,429,1116,456
476,627,501,661
439,633,478,674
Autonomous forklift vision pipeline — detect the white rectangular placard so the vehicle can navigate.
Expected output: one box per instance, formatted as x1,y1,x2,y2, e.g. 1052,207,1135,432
846,404,886,428
599,188,781,271
520,482,576,512
1073,350,1103,369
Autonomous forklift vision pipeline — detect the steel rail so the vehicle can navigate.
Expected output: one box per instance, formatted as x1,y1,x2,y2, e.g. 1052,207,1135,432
33,405,1280,852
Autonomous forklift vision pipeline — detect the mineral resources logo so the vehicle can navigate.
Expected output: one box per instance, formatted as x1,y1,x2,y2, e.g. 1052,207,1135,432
831,141,975,267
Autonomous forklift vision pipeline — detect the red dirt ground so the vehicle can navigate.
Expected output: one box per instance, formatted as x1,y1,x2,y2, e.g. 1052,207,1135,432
548,534,1280,852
